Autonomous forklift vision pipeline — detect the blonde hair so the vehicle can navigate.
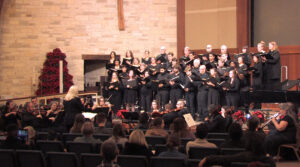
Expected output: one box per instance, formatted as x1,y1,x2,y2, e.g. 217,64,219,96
269,41,278,51
129,130,148,148
258,41,265,48
24,126,36,141
65,85,78,101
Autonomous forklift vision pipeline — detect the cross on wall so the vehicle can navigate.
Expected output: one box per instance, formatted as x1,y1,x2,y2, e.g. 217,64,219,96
117,0,125,31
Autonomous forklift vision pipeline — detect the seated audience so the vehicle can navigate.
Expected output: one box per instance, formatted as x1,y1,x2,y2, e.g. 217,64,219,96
74,122,101,144
106,123,128,148
199,133,275,167
122,129,153,159
47,129,59,141
170,117,195,139
186,123,217,154
95,113,112,134
220,123,244,148
135,112,150,130
70,113,85,133
265,103,297,156
205,104,226,132
98,140,120,167
242,116,266,142
145,117,168,138
159,134,187,162
1,124,28,149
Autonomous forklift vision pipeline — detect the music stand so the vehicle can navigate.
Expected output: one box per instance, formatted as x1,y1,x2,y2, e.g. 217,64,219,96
122,112,139,121
93,107,109,117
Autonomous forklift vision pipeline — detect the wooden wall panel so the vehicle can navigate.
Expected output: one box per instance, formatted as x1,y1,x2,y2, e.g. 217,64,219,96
177,0,185,60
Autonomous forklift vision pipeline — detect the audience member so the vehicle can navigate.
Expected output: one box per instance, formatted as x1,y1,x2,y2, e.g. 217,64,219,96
122,129,153,159
74,122,101,144
170,117,195,139
98,140,120,167
70,113,85,133
186,123,217,154
0,124,28,149
242,116,266,142
106,123,128,148
220,123,244,148
145,117,168,138
95,113,112,134
135,112,149,130
159,134,187,162
199,133,275,167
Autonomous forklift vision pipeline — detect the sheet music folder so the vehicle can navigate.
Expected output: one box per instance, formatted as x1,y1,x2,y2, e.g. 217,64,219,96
93,107,109,116
183,113,201,127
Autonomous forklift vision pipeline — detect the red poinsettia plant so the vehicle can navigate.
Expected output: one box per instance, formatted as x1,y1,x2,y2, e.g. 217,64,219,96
251,110,265,123
232,110,246,123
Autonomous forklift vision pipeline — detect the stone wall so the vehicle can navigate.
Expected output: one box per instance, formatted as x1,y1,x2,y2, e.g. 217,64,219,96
0,0,177,98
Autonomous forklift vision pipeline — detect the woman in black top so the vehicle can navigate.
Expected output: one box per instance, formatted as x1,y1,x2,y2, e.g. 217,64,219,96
265,103,297,156
124,70,138,112
252,54,263,90
224,70,240,112
108,72,123,113
205,104,226,133
207,68,221,106
63,85,84,131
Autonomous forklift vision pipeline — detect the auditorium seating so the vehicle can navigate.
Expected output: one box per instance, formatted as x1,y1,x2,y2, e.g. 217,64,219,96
66,141,96,155
16,150,46,167
37,140,64,153
187,159,201,167
231,162,271,167
150,157,186,167
207,133,229,139
0,149,18,167
220,148,245,155
146,136,167,147
47,152,80,167
117,155,148,167
80,153,102,167
188,147,219,159
207,138,225,147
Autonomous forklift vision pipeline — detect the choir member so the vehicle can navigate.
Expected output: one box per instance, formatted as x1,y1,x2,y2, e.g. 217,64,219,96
220,45,231,66
192,58,201,75
119,65,129,82
195,65,210,121
251,54,263,90
106,51,117,69
124,70,138,112
202,44,215,59
234,46,252,67
237,56,250,112
156,66,170,109
156,46,168,64
183,66,196,118
207,53,217,71
169,65,184,108
142,50,151,65
262,41,281,90
122,50,134,67
63,85,84,131
256,41,268,88
130,57,140,73
108,72,123,113
179,46,190,69
207,68,221,106
224,70,240,112
148,57,160,77
139,70,152,112
166,52,174,73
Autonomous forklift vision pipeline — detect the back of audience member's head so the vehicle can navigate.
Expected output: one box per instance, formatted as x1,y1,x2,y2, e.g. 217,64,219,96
166,134,181,150
228,123,243,141
48,129,58,141
139,112,149,126
172,117,187,133
96,112,107,125
129,129,148,148
150,117,164,129
74,113,85,125
245,132,265,155
81,122,95,136
24,126,36,142
195,123,209,139
6,124,18,137
100,140,119,163
112,123,126,138
247,116,260,132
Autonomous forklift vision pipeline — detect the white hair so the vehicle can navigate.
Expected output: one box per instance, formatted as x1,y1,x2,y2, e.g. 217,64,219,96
200,65,206,70
221,45,227,50
65,85,79,101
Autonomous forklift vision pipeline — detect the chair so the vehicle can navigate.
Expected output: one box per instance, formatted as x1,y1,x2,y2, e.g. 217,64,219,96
150,157,186,167
94,134,111,141
181,138,193,147
95,142,102,153
36,132,48,140
0,149,18,167
207,138,225,147
146,136,167,146
47,152,79,167
66,141,95,154
276,125,300,161
80,153,102,167
188,147,219,159
154,144,167,156
16,150,46,167
220,148,245,155
62,133,82,143
187,159,200,167
207,133,229,139
231,162,271,167
117,155,148,167
37,140,64,153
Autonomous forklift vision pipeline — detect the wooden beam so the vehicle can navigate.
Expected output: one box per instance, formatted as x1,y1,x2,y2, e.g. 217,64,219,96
117,0,125,31
236,0,251,52
177,0,185,60
82,54,120,60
